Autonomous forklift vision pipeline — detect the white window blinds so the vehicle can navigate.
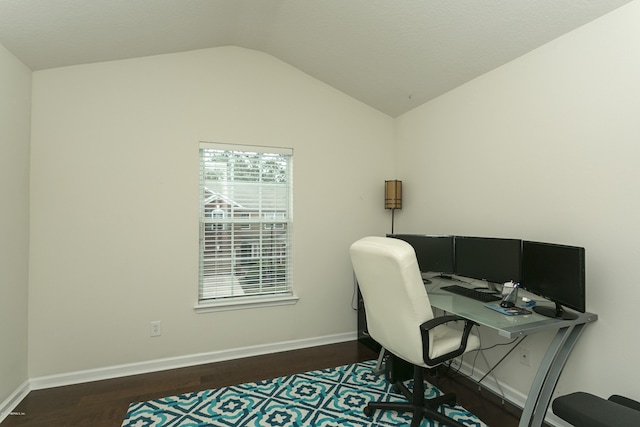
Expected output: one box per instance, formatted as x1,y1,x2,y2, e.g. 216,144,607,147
199,142,293,302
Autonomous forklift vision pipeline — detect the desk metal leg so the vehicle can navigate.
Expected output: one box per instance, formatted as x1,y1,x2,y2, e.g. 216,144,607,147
518,324,586,427
530,324,586,426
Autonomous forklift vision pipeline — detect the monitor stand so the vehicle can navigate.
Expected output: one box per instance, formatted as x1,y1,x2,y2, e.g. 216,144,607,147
534,302,578,320
420,272,432,284
475,280,500,294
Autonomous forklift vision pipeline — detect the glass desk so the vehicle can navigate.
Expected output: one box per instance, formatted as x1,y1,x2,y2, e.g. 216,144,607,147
426,276,598,427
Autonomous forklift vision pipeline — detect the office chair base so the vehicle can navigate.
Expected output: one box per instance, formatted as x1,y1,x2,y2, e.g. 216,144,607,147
364,366,468,427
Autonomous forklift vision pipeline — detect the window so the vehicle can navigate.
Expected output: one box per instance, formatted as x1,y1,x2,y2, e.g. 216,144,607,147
198,142,295,310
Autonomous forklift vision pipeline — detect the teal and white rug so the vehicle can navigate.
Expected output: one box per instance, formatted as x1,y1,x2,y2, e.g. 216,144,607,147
121,360,486,427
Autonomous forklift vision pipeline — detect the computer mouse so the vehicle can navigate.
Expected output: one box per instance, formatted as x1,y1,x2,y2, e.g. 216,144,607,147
500,300,515,308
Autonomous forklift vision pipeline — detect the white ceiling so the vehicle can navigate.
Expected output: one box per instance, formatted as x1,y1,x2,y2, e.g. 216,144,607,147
0,0,633,117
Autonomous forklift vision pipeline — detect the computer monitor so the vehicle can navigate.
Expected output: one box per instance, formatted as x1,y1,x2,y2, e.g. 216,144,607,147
454,236,522,289
521,241,585,320
387,234,455,274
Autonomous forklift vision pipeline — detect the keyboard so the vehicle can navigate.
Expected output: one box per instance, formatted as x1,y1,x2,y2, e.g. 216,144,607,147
441,284,501,302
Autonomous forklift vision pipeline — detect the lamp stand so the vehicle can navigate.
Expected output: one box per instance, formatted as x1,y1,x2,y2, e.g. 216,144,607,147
391,208,396,234
385,180,402,235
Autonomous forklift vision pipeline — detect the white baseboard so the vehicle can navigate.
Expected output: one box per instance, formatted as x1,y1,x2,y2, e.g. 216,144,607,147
29,332,357,390
0,380,30,424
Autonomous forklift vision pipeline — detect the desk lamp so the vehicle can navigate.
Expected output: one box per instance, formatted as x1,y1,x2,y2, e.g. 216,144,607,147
385,180,402,234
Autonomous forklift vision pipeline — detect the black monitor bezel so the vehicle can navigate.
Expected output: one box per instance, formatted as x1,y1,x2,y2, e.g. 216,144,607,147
387,234,455,274
454,236,522,285
520,240,586,318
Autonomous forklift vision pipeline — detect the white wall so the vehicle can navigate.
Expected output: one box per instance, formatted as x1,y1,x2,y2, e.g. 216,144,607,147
395,0,640,401
13,0,640,410
0,43,31,405
28,46,394,378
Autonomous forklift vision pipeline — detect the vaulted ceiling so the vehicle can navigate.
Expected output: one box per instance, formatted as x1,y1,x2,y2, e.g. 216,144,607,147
0,0,632,116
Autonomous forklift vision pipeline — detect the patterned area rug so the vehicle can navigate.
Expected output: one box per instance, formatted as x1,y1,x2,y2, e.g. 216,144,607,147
121,360,487,427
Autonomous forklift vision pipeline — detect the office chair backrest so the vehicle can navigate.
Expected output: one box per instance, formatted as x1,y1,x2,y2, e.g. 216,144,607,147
350,236,434,366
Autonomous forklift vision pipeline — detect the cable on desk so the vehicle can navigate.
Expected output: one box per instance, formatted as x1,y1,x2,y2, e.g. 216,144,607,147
479,336,522,352
440,324,526,405
477,336,528,384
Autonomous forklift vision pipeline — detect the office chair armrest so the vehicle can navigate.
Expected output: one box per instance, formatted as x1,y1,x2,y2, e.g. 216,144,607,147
420,315,468,329
420,315,477,366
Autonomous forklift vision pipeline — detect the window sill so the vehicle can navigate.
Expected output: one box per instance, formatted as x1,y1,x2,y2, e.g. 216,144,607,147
194,294,299,313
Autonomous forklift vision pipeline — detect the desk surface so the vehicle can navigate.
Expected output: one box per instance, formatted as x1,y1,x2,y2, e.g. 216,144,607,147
425,275,598,339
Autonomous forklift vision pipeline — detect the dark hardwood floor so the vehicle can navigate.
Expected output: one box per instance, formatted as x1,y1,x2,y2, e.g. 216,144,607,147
2,341,521,426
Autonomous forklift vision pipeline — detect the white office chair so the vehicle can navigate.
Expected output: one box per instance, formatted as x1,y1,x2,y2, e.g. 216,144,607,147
350,236,481,427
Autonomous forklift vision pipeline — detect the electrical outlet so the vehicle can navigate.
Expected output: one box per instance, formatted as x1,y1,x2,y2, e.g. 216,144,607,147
150,320,162,337
520,347,531,366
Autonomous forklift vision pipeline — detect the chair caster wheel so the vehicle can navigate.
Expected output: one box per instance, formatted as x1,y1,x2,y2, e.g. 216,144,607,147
392,384,401,394
364,406,374,417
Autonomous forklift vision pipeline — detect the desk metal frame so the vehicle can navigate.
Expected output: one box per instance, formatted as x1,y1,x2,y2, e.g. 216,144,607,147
426,276,597,427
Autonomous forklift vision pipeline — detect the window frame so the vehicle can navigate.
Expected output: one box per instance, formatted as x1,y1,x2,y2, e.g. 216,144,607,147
195,142,298,313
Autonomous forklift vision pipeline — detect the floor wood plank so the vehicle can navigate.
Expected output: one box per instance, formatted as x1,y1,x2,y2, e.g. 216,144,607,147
2,341,522,426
